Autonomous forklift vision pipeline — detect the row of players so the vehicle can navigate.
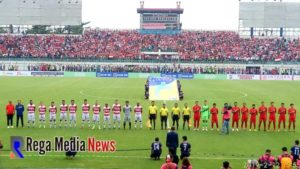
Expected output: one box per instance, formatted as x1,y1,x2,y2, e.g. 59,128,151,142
6,99,297,131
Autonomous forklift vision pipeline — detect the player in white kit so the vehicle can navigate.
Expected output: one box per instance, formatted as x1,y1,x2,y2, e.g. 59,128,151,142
103,103,111,129
134,102,143,128
69,99,77,128
38,102,47,128
112,99,122,129
59,100,68,128
81,99,90,128
49,101,57,128
92,100,101,129
27,100,36,128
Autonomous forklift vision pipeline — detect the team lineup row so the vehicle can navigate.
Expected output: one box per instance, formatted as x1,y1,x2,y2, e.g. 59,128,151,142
5,99,297,131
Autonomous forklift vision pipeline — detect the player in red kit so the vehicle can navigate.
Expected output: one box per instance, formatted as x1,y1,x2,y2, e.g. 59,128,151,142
192,101,201,131
288,103,296,132
278,103,287,132
231,102,240,131
241,103,249,130
258,101,267,131
210,103,219,131
249,104,258,132
268,102,277,131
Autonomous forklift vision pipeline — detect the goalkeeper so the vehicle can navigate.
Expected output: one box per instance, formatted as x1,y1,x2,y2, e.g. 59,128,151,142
201,100,210,131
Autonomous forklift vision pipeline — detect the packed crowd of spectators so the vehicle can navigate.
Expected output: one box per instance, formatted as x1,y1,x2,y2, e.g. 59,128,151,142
0,29,300,62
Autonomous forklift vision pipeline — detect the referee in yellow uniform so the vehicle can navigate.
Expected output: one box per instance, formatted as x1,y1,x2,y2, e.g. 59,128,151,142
171,103,181,130
160,103,169,130
182,103,191,130
148,101,158,130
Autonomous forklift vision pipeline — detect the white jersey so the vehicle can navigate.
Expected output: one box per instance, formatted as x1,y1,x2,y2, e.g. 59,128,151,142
38,105,46,115
93,104,101,114
27,104,36,114
82,104,90,114
49,106,57,115
134,106,143,115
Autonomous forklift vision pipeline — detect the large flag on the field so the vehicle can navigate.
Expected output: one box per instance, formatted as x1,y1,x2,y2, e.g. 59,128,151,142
148,77,179,101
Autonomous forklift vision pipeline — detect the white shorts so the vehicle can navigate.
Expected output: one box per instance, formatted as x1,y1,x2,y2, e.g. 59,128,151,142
82,113,90,121
28,113,35,121
50,114,56,121
93,114,100,122
70,113,76,121
135,114,142,122
113,114,121,122
39,114,46,121
104,116,110,122
60,112,67,120
124,115,131,122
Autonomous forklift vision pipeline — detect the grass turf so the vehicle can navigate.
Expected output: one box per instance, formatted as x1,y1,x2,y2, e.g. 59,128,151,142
0,77,299,169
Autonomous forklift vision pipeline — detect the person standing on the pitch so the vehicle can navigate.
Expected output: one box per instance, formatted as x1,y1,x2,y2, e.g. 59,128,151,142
160,103,169,130
92,100,101,130
222,103,231,135
69,99,77,128
81,99,90,129
182,103,191,130
166,126,179,155
15,100,24,128
112,99,122,129
27,100,36,128
123,100,132,130
210,103,219,131
6,100,15,128
59,100,68,128
134,102,143,128
288,103,296,132
231,101,240,131
148,101,157,130
171,103,180,130
249,104,258,132
192,101,201,131
49,101,57,128
241,102,249,130
278,103,287,132
38,101,46,128
268,101,277,131
258,101,267,131
201,100,209,131
103,103,111,129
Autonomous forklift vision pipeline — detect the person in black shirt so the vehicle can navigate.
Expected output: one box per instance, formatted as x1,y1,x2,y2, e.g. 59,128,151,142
180,136,191,160
150,137,162,160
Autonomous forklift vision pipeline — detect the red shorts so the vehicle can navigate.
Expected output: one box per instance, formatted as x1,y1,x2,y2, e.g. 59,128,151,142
241,117,248,122
269,117,276,122
259,117,266,121
289,117,295,122
211,117,218,123
250,118,256,123
279,116,286,122
232,117,239,122
194,115,200,121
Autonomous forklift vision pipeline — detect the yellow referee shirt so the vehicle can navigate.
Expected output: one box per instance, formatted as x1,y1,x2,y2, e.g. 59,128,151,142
160,107,169,116
172,107,180,115
149,105,157,115
183,107,191,116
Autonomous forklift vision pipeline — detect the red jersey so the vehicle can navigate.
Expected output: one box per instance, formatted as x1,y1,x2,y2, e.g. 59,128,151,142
241,106,249,119
69,104,77,114
259,106,267,119
278,107,287,117
193,105,201,116
60,104,68,112
210,107,218,117
38,105,46,115
288,108,296,119
82,104,90,114
6,104,15,115
134,106,143,114
232,106,240,118
112,104,121,114
249,108,257,119
93,104,100,114
103,106,110,116
268,106,277,118
27,104,36,114
49,106,57,114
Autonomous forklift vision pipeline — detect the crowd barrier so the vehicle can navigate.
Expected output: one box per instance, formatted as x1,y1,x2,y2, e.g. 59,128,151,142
1,71,300,81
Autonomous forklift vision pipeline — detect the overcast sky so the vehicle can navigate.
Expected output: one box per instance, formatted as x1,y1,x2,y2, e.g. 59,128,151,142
82,0,240,30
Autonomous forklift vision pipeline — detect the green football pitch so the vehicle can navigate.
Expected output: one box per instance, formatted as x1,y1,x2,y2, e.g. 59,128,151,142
0,77,299,169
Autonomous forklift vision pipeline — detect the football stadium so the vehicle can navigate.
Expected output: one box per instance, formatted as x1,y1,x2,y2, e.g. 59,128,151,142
0,0,300,169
